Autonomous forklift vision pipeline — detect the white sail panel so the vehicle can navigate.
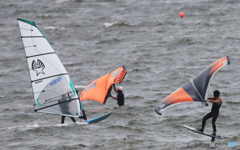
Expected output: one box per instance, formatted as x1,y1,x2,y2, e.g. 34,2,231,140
34,75,81,116
27,54,67,81
31,75,72,100
36,75,72,103
18,21,42,37
32,77,53,100
22,38,54,57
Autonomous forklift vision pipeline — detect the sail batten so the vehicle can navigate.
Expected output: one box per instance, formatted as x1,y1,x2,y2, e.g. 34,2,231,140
22,36,44,38
26,52,56,58
31,73,68,83
155,56,231,115
190,81,205,103
18,18,83,118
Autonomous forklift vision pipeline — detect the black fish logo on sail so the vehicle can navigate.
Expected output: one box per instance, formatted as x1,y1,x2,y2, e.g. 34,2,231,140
32,59,45,76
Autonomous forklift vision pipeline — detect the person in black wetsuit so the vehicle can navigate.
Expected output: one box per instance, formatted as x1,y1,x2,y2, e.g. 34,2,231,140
59,94,76,124
198,90,222,136
61,116,76,124
111,84,124,106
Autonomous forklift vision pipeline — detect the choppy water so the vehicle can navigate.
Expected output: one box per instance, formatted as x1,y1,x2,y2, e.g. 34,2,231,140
0,0,240,149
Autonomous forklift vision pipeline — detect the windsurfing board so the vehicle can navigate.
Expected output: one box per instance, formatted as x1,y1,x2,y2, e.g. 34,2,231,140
75,112,111,125
183,124,222,139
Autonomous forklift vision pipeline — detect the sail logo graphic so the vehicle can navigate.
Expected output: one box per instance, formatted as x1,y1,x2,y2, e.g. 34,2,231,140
50,76,61,86
32,59,45,76
219,59,227,66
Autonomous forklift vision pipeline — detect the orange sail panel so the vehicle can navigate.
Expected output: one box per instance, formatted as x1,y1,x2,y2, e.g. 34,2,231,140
80,66,127,104
155,56,231,115
163,87,194,104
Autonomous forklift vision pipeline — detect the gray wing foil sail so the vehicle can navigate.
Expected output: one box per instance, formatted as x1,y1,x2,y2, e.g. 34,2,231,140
155,56,230,115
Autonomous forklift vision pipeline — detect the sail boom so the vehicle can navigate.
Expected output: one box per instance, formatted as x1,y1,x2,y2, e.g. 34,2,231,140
35,98,78,111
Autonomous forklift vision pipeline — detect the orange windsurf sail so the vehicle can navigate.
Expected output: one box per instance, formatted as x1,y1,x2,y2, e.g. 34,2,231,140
80,66,127,104
155,56,231,115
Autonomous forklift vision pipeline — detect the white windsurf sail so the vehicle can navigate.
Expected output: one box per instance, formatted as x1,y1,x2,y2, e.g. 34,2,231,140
17,18,85,118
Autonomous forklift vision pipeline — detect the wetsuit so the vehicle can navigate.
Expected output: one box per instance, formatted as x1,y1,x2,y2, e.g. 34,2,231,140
201,101,222,132
117,90,124,106
59,96,76,124
61,116,76,124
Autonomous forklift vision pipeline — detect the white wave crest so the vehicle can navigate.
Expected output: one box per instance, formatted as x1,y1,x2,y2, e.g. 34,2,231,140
74,85,86,89
44,26,65,30
104,21,133,27
56,0,69,3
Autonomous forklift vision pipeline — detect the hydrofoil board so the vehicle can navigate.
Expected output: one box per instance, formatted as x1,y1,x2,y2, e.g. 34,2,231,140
183,124,222,139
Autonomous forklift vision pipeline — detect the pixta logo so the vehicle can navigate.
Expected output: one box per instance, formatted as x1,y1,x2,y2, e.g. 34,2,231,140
210,142,238,147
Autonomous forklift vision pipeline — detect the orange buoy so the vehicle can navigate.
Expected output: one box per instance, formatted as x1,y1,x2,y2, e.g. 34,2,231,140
179,12,184,18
